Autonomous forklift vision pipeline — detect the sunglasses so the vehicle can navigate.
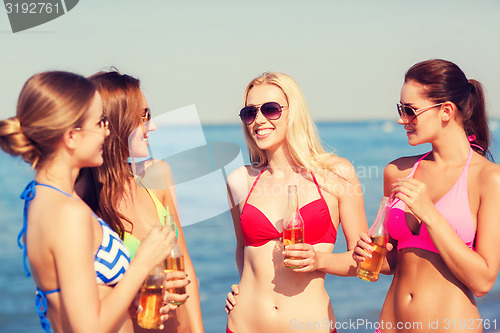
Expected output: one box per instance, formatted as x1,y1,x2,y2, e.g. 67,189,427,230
239,102,287,125
141,108,151,122
397,102,444,122
98,115,109,129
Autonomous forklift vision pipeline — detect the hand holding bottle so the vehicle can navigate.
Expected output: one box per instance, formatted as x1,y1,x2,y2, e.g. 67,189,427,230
355,197,392,282
282,243,318,272
163,215,188,305
135,225,176,272
164,270,190,306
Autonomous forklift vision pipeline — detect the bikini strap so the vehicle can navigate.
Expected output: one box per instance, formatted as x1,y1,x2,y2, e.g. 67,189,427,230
464,148,473,169
407,151,432,178
19,181,37,277
35,286,60,333
310,172,325,200
18,182,74,277
133,175,178,237
243,167,266,206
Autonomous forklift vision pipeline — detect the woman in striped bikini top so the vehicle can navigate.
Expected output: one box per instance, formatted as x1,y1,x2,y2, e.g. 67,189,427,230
0,71,176,333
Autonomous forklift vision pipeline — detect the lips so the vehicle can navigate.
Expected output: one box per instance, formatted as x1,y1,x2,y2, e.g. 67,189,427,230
255,128,274,139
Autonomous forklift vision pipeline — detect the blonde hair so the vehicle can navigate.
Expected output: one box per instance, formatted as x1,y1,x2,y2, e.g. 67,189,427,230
0,71,96,169
243,72,334,173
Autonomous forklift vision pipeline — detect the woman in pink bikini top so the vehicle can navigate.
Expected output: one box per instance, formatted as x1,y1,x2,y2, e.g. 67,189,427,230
354,59,500,333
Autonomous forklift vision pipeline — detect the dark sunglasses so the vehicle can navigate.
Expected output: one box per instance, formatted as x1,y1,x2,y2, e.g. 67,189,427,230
397,102,444,121
141,108,151,122
239,102,287,125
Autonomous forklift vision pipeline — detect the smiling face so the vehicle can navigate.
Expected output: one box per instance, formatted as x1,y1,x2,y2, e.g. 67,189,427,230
399,80,443,146
245,84,289,153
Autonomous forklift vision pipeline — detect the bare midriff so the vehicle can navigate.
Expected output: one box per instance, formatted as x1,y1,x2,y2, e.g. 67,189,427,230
379,248,481,333
228,240,335,333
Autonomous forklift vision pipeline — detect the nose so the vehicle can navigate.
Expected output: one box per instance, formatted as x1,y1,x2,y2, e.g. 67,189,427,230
397,115,406,125
146,119,157,132
254,109,267,124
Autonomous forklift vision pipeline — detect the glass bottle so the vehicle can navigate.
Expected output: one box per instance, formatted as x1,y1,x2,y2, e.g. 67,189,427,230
357,196,391,282
163,215,186,305
137,263,165,329
282,185,304,268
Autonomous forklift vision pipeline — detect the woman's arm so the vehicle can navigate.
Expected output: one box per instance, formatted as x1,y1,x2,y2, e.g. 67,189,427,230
226,166,248,276
53,201,173,332
318,158,369,276
286,158,368,276
160,161,204,333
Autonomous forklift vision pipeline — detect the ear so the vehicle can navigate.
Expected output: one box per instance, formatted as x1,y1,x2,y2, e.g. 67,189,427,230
440,101,456,122
62,128,79,150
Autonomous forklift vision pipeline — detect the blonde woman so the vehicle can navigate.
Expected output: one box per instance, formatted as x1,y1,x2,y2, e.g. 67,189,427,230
225,72,368,333
0,71,184,332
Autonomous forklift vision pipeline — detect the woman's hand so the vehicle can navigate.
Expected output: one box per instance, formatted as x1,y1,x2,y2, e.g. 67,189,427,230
353,233,393,263
225,284,239,314
164,270,190,307
134,226,176,271
353,233,374,263
282,243,318,272
391,178,437,224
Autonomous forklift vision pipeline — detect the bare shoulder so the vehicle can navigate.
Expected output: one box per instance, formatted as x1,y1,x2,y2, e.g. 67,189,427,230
313,155,358,196
477,156,500,190
142,159,173,188
317,154,354,177
56,197,94,230
227,165,261,190
34,194,94,247
227,165,262,205
384,154,423,181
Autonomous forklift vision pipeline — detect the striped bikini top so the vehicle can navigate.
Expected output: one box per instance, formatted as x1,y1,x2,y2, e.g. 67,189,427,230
19,181,130,332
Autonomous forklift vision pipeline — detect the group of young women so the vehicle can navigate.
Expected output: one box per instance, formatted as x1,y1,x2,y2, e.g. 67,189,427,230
0,58,498,333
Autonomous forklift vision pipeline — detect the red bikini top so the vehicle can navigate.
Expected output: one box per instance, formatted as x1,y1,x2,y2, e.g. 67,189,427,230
239,168,337,247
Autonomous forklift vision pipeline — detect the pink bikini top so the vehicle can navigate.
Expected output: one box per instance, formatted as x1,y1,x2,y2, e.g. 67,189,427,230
388,149,475,253
239,169,337,247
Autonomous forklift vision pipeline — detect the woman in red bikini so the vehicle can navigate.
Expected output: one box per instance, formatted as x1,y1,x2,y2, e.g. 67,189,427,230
354,59,500,333
225,72,368,333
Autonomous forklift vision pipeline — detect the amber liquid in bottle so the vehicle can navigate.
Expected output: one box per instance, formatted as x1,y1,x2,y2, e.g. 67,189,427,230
137,285,164,329
163,215,186,305
357,197,391,282
283,185,305,269
137,264,165,329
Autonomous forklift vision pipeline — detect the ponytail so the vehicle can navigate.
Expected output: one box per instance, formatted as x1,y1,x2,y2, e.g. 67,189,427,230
463,79,490,156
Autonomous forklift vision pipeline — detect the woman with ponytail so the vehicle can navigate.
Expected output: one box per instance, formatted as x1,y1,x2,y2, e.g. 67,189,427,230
0,71,184,332
354,59,500,332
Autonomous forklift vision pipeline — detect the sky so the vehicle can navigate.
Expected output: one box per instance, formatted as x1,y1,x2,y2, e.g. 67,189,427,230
1,0,500,124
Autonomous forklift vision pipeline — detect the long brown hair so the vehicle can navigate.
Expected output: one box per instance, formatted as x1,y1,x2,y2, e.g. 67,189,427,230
0,71,95,169
405,59,491,157
87,70,144,237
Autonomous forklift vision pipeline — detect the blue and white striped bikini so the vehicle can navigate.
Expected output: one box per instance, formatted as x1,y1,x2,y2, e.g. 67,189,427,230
19,181,130,332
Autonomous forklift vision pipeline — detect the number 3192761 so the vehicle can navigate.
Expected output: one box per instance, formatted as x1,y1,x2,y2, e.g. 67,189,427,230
5,2,60,14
